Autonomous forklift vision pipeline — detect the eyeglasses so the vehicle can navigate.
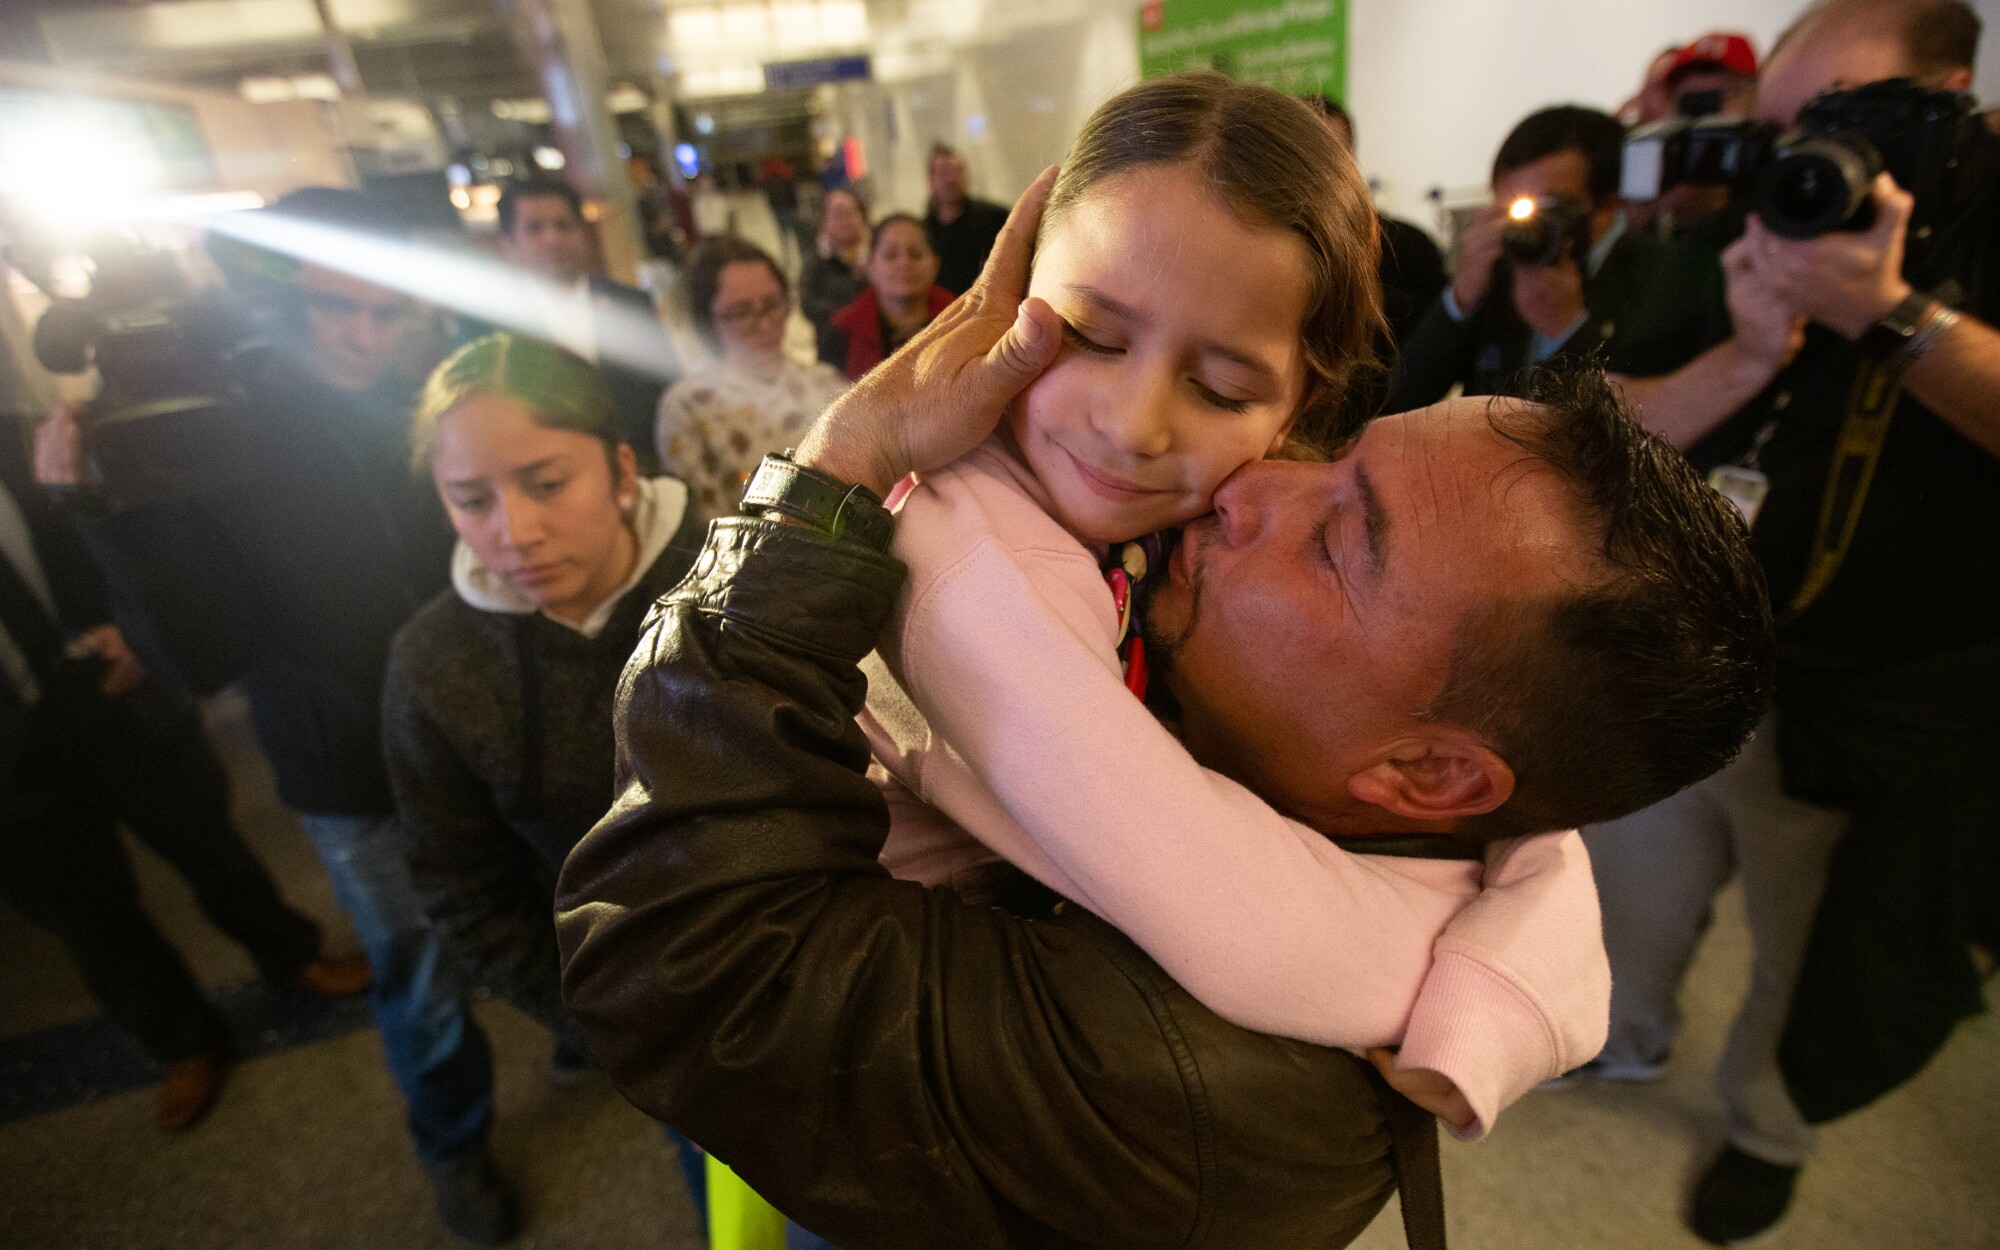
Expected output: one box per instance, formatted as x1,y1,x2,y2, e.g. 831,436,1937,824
301,290,415,326
714,294,789,327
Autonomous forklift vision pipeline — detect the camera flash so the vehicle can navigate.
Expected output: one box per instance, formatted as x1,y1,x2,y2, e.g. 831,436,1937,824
1509,197,1537,220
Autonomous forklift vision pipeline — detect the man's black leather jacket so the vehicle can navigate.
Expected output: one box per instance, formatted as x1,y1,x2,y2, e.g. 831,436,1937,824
555,518,1397,1249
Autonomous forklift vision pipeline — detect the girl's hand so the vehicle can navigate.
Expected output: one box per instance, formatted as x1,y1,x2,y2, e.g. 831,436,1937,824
1367,1048,1477,1133
797,166,1064,496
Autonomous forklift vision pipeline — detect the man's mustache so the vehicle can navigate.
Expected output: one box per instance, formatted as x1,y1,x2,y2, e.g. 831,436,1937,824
1139,521,1214,669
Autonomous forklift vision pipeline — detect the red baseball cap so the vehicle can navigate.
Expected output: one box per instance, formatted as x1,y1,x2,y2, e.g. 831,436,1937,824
1667,32,1758,82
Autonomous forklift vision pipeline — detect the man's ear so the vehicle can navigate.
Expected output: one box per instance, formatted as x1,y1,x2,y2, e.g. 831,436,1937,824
1944,68,1974,93
1345,732,1516,826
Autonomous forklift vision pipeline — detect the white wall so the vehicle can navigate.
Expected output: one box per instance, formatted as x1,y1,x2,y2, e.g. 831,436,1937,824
1348,0,2000,228
843,0,2000,237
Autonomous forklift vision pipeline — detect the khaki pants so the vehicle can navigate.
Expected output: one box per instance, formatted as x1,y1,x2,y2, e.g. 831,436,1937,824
1583,716,1850,1165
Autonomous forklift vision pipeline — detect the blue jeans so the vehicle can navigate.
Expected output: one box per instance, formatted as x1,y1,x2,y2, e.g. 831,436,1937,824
298,812,493,1164
663,1123,708,1234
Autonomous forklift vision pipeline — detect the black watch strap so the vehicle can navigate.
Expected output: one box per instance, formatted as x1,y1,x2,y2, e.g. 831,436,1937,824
740,452,895,552
1859,290,1939,364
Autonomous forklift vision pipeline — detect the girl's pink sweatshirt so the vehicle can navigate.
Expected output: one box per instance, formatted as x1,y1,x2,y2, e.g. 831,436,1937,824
860,440,1610,1139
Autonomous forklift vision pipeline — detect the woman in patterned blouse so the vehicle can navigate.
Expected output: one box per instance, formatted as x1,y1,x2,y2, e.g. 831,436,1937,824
654,237,850,522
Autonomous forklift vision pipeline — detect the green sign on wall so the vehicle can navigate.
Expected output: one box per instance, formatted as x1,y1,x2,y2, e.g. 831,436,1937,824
1136,0,1347,99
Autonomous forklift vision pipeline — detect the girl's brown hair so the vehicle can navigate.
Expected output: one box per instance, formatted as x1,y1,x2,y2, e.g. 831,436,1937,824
410,333,623,471
1042,71,1383,449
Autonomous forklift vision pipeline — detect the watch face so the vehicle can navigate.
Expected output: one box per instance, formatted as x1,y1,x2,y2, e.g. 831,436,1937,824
1880,293,1933,338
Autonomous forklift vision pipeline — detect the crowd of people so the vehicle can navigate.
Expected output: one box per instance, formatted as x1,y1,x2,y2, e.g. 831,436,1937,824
2,0,1995,1247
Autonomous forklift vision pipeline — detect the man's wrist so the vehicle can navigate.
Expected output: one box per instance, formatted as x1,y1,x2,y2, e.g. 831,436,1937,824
1837,279,1915,341
740,453,895,552
793,416,903,498
1722,334,1789,390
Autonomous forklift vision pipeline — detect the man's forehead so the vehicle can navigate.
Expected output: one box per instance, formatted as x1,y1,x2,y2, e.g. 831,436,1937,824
296,263,398,303
1758,24,1911,122
519,195,579,223
1355,401,1574,544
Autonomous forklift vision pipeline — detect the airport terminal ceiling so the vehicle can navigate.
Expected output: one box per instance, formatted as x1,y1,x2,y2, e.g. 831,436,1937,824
0,1,1133,105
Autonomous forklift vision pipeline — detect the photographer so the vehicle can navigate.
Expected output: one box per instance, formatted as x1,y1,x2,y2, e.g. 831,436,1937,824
1389,106,1683,409
4,387,369,1134
1577,1,2000,1241
33,190,517,1244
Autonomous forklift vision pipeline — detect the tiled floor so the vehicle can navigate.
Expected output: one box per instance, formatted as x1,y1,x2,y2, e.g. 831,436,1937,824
1,692,1993,1248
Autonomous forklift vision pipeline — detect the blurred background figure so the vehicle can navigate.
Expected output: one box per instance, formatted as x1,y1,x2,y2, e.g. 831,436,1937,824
798,188,870,342
921,144,1008,296
818,214,949,382
4,363,368,1135
1648,33,1763,239
494,180,675,469
1619,45,1684,127
758,156,802,271
1664,31,1761,117
628,153,697,266
386,334,705,1243
1578,2,2000,1242
31,188,516,1246
1308,95,1447,356
1390,105,1671,408
657,238,847,522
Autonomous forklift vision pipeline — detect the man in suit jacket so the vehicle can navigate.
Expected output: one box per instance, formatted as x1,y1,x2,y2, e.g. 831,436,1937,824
1390,106,1685,410
497,179,677,466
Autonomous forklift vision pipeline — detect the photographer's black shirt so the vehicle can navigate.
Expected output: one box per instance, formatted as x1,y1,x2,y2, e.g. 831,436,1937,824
1684,118,2000,672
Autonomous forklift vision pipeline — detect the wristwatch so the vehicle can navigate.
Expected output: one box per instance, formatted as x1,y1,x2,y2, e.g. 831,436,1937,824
1861,290,1959,366
740,451,895,552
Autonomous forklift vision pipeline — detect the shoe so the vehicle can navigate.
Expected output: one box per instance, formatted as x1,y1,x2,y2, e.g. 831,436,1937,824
1535,1053,1669,1091
425,1149,522,1245
1689,1145,1800,1245
158,1050,226,1131
291,955,373,998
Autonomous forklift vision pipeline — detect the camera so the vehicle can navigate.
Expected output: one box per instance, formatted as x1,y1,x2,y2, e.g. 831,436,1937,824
1620,78,1971,239
1501,195,1592,267
29,238,277,510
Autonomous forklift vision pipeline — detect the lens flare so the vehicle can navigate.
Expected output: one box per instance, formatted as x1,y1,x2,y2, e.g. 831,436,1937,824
204,210,681,383
1509,197,1537,220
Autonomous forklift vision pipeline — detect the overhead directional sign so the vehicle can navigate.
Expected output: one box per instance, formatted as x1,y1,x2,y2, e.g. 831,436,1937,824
763,55,873,91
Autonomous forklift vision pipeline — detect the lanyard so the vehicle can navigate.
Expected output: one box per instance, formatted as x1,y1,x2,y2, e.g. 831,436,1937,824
1785,353,1904,621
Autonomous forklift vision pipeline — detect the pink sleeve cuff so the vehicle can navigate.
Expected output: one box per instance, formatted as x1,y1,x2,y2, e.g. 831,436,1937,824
1396,948,1571,1142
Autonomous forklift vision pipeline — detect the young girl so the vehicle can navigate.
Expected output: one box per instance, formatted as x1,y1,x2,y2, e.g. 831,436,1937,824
861,73,1607,1139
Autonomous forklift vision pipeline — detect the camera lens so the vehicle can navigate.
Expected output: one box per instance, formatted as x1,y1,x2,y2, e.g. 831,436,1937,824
1501,218,1558,267
1755,134,1880,238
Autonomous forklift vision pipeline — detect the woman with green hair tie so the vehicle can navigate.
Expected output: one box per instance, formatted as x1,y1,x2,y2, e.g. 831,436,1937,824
382,332,719,1241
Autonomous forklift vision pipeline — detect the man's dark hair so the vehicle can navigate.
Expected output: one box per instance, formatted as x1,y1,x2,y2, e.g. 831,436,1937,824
1492,105,1627,203
208,186,408,294
497,178,584,236
1425,368,1776,838
684,235,789,349
929,143,961,164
